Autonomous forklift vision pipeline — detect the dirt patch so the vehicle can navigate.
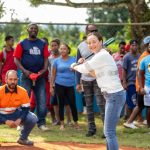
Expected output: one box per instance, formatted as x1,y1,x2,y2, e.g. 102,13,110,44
0,142,148,150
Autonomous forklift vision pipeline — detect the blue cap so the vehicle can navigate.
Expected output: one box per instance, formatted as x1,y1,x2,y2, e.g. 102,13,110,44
143,36,150,45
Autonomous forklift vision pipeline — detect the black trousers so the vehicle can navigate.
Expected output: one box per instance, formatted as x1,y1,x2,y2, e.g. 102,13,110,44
55,83,78,122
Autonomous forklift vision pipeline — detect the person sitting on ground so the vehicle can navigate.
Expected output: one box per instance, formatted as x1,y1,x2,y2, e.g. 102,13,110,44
0,70,37,146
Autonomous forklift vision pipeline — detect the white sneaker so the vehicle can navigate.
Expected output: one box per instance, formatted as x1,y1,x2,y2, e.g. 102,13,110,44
133,121,144,127
83,107,87,115
143,120,147,125
39,125,49,131
123,122,138,129
17,125,24,131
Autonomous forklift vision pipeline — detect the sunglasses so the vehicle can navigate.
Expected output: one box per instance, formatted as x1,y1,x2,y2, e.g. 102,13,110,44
88,29,98,32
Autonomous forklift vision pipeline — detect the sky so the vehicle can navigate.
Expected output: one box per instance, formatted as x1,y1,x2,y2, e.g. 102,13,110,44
0,0,91,23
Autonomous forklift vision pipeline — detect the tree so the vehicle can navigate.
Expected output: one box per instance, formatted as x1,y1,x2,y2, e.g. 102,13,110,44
87,6,129,39
0,19,24,42
27,0,150,42
47,25,81,46
0,0,5,18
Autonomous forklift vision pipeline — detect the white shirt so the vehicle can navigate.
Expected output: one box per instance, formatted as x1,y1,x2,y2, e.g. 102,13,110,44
74,49,123,93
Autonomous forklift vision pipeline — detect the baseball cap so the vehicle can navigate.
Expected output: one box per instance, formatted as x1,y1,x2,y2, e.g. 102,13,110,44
143,36,150,45
130,40,138,45
27,23,38,29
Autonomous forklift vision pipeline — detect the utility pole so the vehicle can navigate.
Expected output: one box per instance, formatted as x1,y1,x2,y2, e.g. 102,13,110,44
91,0,94,23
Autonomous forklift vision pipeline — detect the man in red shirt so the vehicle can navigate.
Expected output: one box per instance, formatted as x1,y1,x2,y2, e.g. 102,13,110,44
0,35,17,85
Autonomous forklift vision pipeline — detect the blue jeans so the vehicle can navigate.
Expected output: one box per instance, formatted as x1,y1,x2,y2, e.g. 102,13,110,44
20,73,47,127
103,90,126,150
20,112,37,140
0,111,37,140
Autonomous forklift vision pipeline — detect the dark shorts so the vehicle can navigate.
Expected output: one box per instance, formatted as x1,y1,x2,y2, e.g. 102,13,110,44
137,94,144,109
126,85,136,109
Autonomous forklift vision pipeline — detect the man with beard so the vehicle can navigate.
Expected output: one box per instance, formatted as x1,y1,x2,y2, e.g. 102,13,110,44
0,70,37,145
14,23,49,131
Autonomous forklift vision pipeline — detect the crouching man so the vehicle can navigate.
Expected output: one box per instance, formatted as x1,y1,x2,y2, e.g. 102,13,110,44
0,70,37,146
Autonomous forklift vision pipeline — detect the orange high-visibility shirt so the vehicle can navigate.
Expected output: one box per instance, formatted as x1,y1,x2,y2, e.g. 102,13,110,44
135,51,150,92
0,85,30,114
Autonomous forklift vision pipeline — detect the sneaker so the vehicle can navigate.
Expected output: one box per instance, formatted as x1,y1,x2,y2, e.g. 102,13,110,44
86,130,96,137
17,139,34,146
133,121,144,127
101,133,106,139
83,107,87,115
123,122,138,129
53,121,61,126
143,120,147,125
17,125,24,131
39,125,49,131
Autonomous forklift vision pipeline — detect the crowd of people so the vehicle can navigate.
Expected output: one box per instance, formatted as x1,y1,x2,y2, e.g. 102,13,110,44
0,23,150,150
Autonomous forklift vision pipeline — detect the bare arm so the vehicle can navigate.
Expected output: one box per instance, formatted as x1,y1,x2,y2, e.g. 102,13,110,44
89,71,96,78
138,69,145,95
50,66,56,95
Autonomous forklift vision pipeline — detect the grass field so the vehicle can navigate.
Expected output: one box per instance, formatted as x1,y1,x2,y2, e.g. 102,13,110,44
0,114,150,149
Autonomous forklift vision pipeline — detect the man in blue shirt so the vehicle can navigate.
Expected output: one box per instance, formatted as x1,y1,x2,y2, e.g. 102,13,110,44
123,40,140,128
14,23,49,131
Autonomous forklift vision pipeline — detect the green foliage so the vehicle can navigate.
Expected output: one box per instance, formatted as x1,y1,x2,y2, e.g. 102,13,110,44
27,0,42,6
69,45,77,57
87,6,129,39
47,25,81,47
0,0,5,18
0,20,25,41
0,22,82,51
0,33,6,50
107,43,119,53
